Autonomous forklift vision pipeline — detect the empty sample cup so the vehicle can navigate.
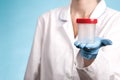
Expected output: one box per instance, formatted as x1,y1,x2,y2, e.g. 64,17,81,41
76,18,97,44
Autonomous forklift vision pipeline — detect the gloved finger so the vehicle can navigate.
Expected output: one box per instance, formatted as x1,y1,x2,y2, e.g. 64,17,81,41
80,43,86,48
85,39,101,49
74,41,81,48
74,41,86,49
101,39,112,47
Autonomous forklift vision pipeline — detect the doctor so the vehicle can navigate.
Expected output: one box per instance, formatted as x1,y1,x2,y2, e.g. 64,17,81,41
25,0,120,80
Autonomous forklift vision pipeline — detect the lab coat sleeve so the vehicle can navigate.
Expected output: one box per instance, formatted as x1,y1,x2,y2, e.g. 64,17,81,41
24,17,44,80
76,49,110,80
75,15,120,80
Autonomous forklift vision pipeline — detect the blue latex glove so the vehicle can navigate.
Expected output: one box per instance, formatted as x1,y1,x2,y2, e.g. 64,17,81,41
74,37,112,60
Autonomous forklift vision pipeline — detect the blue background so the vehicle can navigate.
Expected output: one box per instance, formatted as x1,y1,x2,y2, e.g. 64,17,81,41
0,0,120,80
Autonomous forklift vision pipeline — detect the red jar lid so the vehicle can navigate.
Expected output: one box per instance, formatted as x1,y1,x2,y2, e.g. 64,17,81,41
76,18,97,24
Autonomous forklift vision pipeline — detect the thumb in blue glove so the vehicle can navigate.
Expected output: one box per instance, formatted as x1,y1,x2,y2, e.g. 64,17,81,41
74,37,112,60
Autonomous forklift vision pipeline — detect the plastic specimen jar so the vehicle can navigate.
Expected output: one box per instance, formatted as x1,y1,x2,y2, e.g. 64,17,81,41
76,18,97,44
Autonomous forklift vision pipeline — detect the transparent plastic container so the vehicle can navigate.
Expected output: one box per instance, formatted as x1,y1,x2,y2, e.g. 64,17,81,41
76,18,97,44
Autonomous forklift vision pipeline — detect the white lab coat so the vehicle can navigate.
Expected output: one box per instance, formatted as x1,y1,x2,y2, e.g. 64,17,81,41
24,0,120,80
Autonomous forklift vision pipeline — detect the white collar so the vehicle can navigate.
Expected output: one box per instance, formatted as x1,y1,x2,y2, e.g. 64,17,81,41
90,0,106,18
59,0,107,21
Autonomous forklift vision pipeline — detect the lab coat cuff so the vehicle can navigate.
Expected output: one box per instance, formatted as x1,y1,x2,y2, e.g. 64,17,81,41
75,53,85,69
75,49,109,71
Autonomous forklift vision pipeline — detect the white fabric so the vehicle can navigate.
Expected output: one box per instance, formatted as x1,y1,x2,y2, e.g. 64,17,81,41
24,0,120,80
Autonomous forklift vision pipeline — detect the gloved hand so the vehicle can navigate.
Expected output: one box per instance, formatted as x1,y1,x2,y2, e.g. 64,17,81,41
74,37,112,60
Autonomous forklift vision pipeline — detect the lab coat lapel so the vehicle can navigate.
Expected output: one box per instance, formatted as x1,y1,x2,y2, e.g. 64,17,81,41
90,0,107,37
62,21,74,43
59,6,75,47
90,0,106,18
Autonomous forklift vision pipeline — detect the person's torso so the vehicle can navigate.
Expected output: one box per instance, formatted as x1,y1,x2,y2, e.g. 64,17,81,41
39,6,120,80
